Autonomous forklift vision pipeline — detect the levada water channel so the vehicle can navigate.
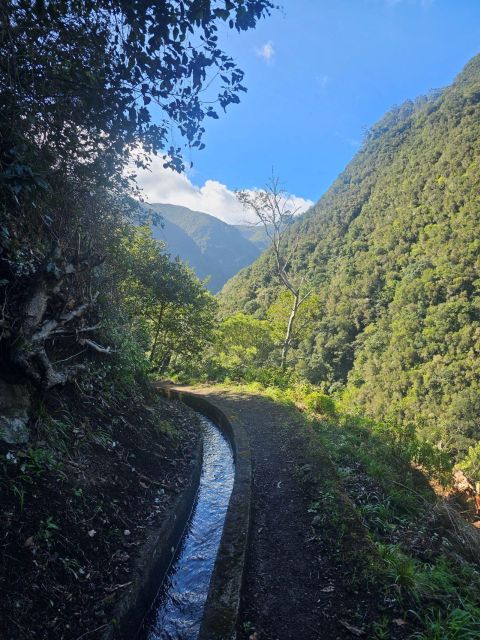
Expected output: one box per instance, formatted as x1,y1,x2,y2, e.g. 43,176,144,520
140,413,235,639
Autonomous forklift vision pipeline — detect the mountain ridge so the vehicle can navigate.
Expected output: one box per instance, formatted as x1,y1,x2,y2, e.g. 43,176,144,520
146,203,264,292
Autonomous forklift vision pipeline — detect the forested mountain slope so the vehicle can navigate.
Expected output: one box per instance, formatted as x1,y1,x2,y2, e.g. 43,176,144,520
233,223,271,251
219,54,480,456
147,203,261,292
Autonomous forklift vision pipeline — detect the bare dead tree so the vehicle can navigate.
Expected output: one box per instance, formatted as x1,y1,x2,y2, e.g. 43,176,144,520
237,175,311,370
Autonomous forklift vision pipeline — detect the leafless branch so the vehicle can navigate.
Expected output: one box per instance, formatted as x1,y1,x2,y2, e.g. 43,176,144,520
236,173,313,369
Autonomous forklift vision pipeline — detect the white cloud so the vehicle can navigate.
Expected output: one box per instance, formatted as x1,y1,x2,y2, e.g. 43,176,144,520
135,155,314,225
255,41,275,63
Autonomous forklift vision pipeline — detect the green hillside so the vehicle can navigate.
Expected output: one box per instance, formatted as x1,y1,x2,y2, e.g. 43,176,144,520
233,223,271,251
219,54,480,457
147,203,261,292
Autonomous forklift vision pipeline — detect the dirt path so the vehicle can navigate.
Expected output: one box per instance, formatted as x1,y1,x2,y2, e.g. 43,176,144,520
184,386,386,640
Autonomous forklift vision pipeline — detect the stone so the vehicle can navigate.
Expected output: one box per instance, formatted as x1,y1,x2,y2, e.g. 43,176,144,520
453,470,475,494
0,379,30,444
312,514,323,528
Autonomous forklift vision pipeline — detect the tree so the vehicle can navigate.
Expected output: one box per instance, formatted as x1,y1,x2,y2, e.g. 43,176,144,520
267,290,320,346
111,225,217,374
1,0,275,175
0,0,273,388
214,312,275,375
237,176,312,369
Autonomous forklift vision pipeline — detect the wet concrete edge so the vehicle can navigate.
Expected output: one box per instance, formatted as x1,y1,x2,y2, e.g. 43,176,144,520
102,406,204,640
158,386,252,640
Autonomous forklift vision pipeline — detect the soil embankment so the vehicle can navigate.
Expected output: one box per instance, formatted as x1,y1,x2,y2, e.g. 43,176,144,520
0,383,201,640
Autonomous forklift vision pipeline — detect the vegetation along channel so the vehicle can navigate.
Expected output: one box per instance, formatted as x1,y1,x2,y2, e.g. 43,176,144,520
3,2,480,639
141,413,234,640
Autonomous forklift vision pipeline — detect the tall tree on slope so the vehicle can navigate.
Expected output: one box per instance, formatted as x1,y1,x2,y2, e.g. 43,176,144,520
237,175,312,370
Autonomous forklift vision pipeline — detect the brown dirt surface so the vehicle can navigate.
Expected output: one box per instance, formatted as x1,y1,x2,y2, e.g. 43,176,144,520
0,381,201,640
184,385,406,640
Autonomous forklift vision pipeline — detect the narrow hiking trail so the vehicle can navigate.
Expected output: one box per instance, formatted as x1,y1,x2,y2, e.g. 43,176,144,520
180,386,390,640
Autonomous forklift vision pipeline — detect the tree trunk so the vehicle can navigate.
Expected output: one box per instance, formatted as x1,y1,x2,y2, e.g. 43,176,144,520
281,292,299,371
149,303,165,364
6,245,107,389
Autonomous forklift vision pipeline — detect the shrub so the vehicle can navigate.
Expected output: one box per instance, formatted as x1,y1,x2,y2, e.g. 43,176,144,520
457,443,480,483
304,391,336,416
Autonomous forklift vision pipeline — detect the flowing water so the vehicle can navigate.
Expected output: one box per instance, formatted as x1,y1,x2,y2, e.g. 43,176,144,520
142,414,235,640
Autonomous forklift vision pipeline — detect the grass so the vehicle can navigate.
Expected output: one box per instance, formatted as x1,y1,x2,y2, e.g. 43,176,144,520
377,547,480,639
414,604,480,640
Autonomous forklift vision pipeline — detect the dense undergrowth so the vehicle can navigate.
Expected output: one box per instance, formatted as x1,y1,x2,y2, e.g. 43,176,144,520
190,379,480,640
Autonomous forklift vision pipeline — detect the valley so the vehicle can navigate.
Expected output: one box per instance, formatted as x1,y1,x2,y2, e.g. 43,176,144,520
146,203,268,293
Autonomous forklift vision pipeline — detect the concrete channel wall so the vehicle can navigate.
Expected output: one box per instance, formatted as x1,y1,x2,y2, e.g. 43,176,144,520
158,387,252,640
103,414,203,640
104,385,252,640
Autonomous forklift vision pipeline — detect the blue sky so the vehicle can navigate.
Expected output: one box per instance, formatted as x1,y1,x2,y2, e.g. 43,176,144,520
137,0,480,223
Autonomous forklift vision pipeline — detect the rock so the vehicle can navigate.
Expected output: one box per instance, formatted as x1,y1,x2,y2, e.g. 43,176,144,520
312,515,323,528
453,470,475,494
0,380,30,444
339,620,365,636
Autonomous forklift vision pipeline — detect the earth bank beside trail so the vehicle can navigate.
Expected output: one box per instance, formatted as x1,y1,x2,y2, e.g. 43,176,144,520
181,385,405,640
0,381,201,640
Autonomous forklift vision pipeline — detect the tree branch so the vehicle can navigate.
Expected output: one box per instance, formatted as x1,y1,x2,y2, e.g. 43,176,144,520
78,338,113,355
